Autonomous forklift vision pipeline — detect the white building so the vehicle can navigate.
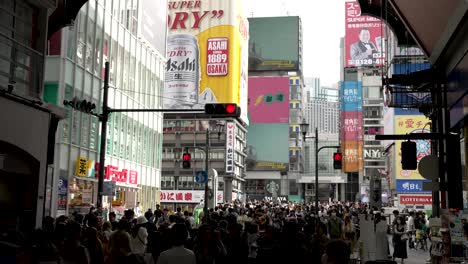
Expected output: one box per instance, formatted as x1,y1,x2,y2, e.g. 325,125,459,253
45,0,166,217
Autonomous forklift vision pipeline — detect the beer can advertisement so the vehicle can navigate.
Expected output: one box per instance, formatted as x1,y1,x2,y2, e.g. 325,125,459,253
166,0,249,124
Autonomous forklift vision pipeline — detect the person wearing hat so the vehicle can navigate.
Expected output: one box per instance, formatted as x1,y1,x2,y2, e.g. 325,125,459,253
131,216,149,256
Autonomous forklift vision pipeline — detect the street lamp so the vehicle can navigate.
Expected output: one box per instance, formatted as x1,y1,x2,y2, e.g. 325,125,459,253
299,119,309,141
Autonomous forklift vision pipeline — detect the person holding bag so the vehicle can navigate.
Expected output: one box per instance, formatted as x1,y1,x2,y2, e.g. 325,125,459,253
392,216,408,263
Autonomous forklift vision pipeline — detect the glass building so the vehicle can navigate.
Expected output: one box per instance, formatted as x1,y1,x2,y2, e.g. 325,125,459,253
45,0,166,217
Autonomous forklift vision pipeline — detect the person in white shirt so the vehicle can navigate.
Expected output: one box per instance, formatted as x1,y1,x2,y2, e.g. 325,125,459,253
130,216,148,255
157,223,196,264
134,202,142,217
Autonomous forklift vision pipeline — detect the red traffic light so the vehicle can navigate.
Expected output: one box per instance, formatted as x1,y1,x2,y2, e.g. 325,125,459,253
333,153,342,161
204,103,241,117
225,104,236,114
182,153,191,161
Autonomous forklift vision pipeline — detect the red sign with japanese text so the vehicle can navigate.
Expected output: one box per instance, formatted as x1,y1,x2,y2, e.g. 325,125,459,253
345,1,386,67
399,195,432,205
207,38,228,76
160,190,224,203
94,163,138,186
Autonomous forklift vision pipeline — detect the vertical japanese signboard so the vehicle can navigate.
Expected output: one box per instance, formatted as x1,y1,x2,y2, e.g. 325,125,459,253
165,0,249,124
340,81,363,172
395,115,431,180
225,122,235,174
345,0,386,67
75,157,88,177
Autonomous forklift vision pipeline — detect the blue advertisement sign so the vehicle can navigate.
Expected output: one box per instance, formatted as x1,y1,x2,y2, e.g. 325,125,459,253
396,180,431,193
340,81,362,111
58,177,68,196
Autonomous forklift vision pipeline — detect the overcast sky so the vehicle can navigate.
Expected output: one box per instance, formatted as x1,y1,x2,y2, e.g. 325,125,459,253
243,0,345,87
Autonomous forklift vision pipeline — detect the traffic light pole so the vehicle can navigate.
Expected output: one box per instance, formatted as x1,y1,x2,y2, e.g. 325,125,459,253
97,62,110,211
204,128,209,221
95,62,205,214
312,127,340,218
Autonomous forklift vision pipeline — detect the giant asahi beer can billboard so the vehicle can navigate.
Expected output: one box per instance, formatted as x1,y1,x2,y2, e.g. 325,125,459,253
165,0,249,124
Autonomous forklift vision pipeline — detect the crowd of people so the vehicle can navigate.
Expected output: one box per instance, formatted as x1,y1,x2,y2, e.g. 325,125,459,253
0,201,432,264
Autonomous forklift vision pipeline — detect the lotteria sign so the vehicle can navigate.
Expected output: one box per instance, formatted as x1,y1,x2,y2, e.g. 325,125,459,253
399,195,432,205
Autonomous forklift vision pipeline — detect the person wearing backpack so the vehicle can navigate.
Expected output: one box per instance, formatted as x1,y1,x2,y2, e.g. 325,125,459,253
327,210,343,240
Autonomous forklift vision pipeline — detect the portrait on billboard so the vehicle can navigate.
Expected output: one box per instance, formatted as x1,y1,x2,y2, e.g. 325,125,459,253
350,28,377,61
345,1,386,67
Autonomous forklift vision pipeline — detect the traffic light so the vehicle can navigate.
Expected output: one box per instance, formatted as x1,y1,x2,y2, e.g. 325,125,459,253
182,152,191,169
401,140,417,170
204,103,241,117
333,152,342,169
64,97,96,114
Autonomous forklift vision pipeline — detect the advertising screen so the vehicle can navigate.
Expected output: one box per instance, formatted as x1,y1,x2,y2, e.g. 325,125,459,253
345,1,386,67
395,115,431,180
248,16,300,71
246,123,289,171
165,0,249,124
248,77,289,124
340,81,363,172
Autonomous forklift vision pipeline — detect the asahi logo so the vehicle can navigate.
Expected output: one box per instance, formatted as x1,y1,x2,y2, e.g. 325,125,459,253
166,58,197,72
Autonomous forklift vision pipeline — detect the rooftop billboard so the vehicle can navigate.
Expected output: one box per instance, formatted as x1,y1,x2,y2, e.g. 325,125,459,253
345,1,386,67
165,0,249,124
248,16,300,71
248,77,289,124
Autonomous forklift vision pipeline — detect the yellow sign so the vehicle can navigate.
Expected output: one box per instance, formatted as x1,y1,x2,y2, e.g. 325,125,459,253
395,115,431,180
166,0,249,124
75,157,88,177
342,141,363,173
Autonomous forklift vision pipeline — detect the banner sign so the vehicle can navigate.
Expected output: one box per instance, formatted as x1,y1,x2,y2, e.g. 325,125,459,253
345,1,386,67
160,190,224,204
165,0,249,124
248,77,289,123
395,115,431,180
396,180,431,193
399,195,432,205
340,81,363,173
94,163,139,186
225,122,235,174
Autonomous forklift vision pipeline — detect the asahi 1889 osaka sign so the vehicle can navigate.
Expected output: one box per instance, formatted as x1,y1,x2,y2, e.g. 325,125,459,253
165,0,249,124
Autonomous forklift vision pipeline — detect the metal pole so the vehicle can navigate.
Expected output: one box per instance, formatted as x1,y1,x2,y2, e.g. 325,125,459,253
97,62,110,212
315,127,319,218
204,128,209,221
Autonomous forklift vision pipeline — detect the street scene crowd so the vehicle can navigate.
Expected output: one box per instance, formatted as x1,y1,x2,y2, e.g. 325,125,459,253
0,201,436,264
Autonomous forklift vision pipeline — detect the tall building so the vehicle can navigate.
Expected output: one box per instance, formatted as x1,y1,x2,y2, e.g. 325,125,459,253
45,0,167,217
299,79,344,201
0,0,63,231
161,0,249,208
245,16,305,202
306,98,340,134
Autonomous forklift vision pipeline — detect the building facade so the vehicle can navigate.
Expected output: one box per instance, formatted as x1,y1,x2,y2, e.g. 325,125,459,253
0,0,65,231
161,115,247,209
45,0,166,217
305,97,340,135
246,16,304,202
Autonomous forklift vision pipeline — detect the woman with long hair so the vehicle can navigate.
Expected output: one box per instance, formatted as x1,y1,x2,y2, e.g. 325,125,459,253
392,216,408,263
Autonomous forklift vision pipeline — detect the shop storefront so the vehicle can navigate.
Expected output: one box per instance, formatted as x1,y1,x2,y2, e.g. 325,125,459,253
67,157,140,217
